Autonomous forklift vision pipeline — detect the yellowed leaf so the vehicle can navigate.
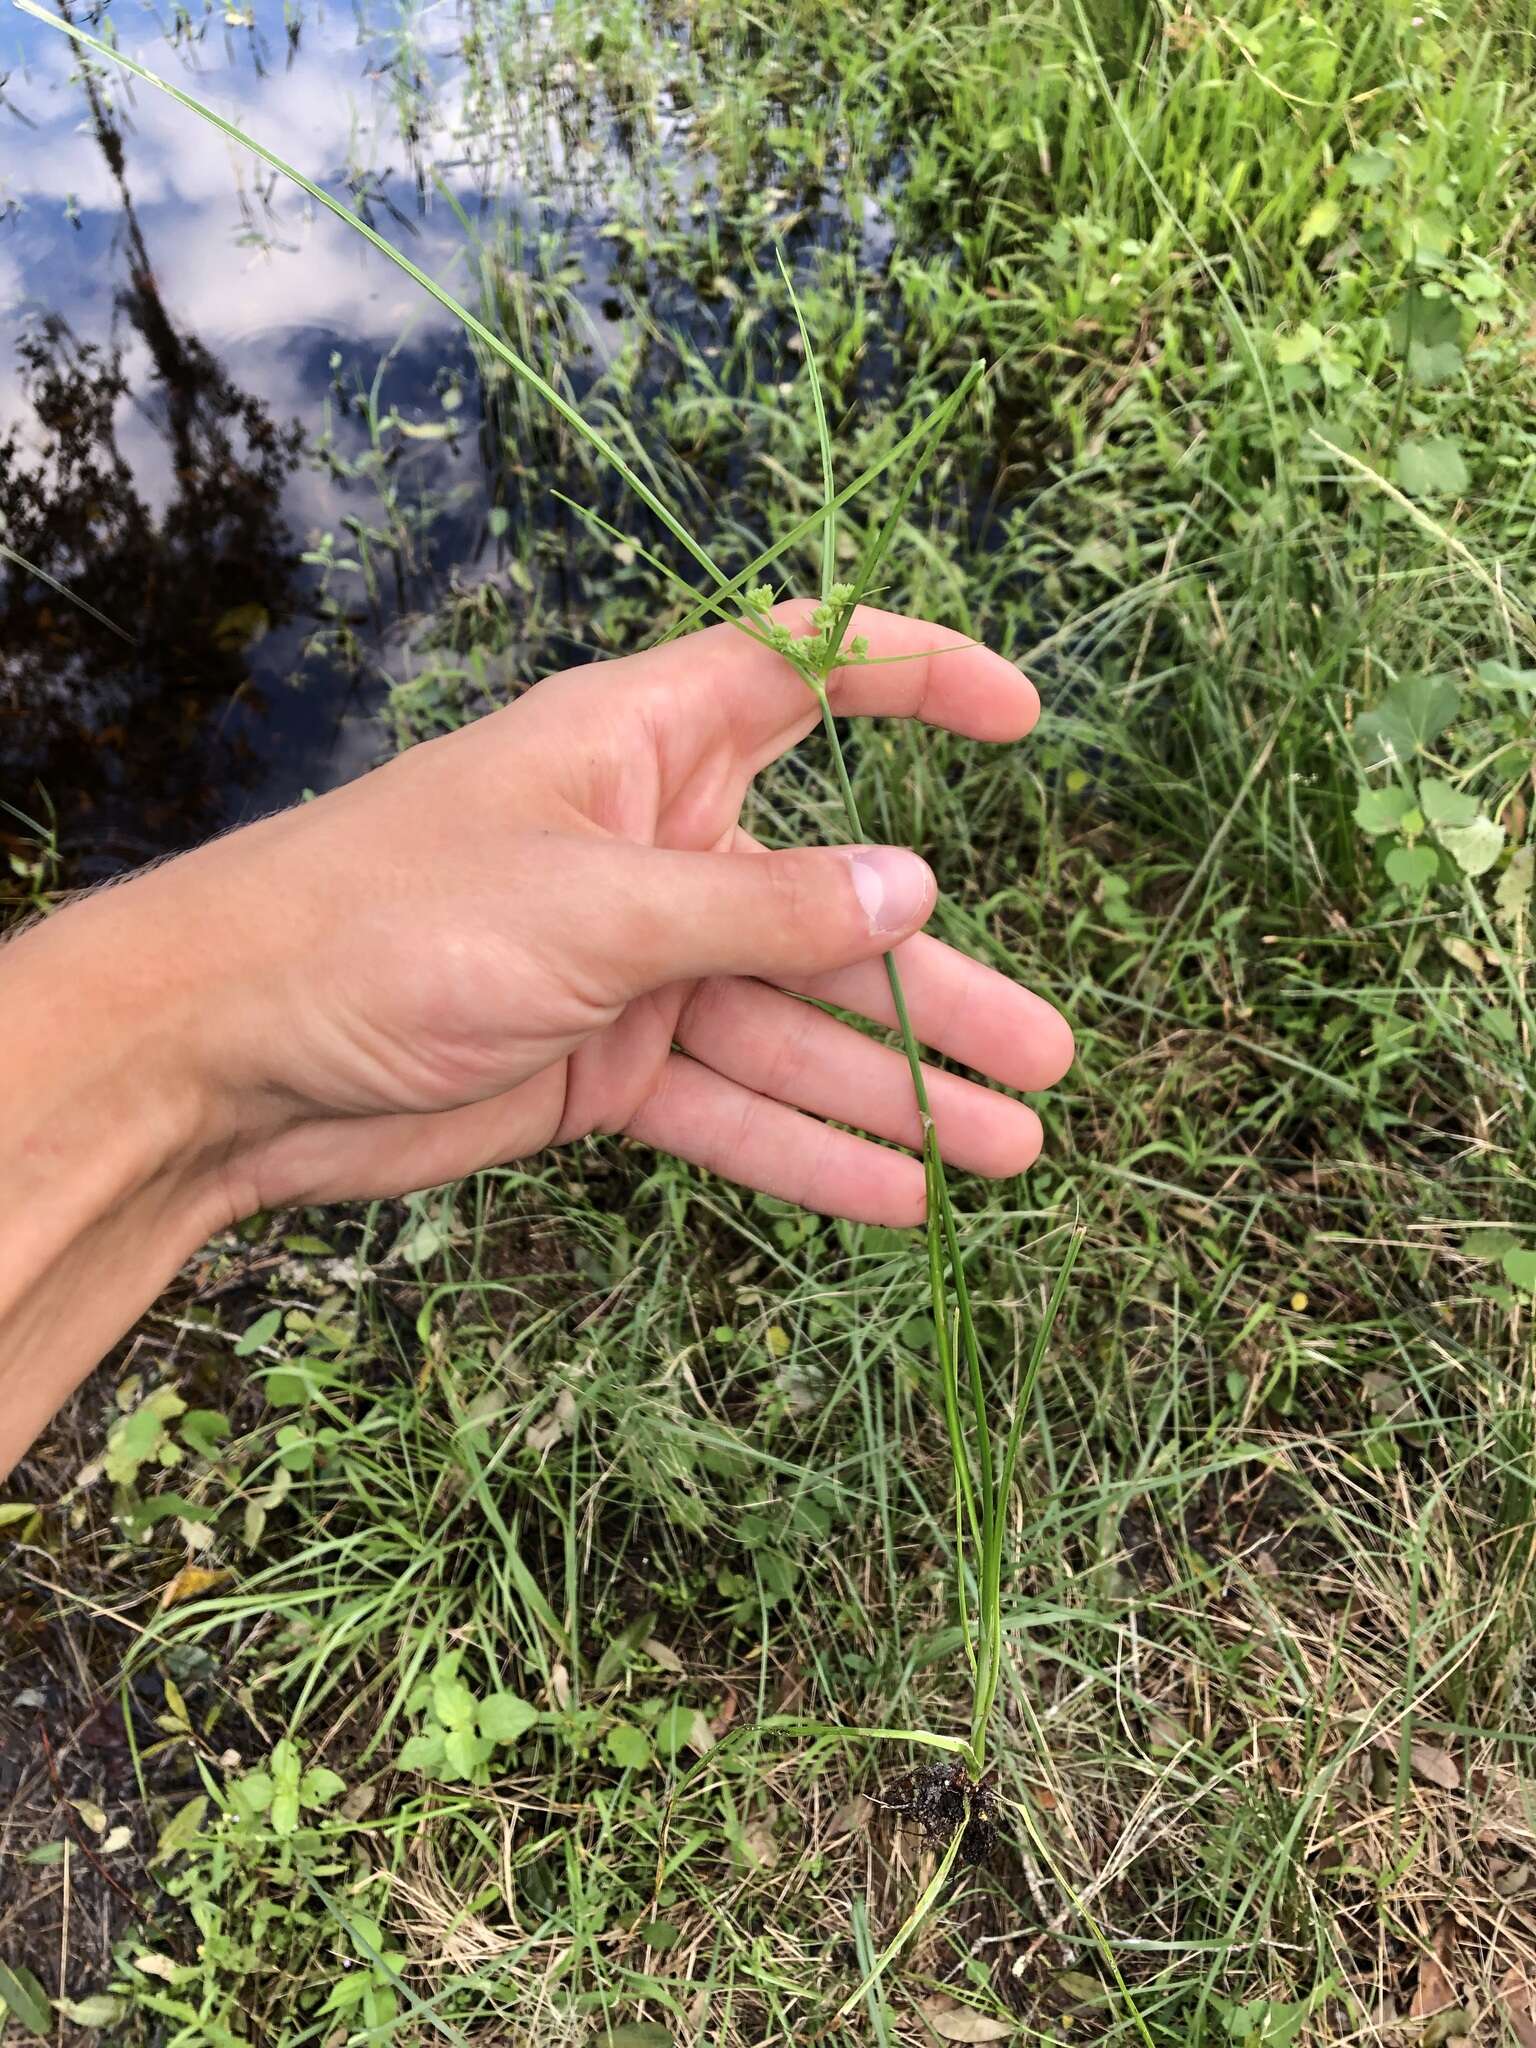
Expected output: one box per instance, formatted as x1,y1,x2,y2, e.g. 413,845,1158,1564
1409,1952,1455,2019
764,1325,791,1357
1375,1732,1460,1790
739,1813,779,1870
828,1792,872,1837
131,1952,180,1982
1410,1915,1459,2031
916,1994,1016,2041
525,1388,576,1455
101,1825,132,1854
642,1637,684,1675
1146,1711,1189,1753
70,1797,107,1835
158,1565,231,1610
1497,1964,1536,2048
1410,1742,1461,1791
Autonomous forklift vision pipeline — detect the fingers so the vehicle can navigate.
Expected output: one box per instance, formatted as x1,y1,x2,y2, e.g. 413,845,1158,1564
624,1053,928,1227
620,601,1040,775
677,977,1043,1178
582,838,938,1001
726,829,1074,1092
783,931,1075,1094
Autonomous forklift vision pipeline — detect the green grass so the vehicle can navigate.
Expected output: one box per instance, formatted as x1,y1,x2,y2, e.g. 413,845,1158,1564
10,0,1536,2041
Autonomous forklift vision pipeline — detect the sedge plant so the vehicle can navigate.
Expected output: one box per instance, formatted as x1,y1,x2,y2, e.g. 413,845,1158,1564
18,0,1096,2010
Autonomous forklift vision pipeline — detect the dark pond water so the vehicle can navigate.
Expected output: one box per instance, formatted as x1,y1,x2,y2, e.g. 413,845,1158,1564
0,0,713,880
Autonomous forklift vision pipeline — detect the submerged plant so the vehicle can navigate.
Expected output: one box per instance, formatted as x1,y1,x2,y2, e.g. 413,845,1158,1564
18,0,1097,2015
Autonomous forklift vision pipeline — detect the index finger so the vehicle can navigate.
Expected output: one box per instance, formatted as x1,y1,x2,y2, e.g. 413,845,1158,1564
629,599,1041,775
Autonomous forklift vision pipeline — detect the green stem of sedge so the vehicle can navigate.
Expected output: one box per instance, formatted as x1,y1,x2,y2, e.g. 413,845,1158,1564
812,678,993,1767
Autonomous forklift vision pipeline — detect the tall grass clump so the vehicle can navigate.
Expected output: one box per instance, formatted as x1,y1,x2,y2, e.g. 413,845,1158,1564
17,0,1088,2010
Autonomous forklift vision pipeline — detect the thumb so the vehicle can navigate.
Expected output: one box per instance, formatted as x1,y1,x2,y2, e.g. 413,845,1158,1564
581,840,937,998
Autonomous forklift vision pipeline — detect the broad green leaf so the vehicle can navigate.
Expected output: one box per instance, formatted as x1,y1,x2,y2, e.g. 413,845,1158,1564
1352,786,1413,836
601,2029,675,2047
1274,321,1322,366
299,1767,346,1809
1418,777,1478,827
54,1994,126,2026
1503,1249,1536,1291
1345,148,1394,186
1406,337,1461,384
153,1795,208,1862
103,1386,187,1486
603,1722,654,1772
1476,659,1536,694
263,1368,313,1407
432,1671,479,1731
0,1961,52,2035
397,1730,446,1774
479,1692,539,1744
228,1771,272,1820
1386,844,1439,890
1496,846,1534,921
270,1739,302,1834
442,1726,493,1779
235,1308,283,1357
1463,1229,1520,1262
1298,197,1340,245
1355,675,1460,766
1394,436,1468,497
654,1702,713,1759
1388,289,1461,353
1398,210,1454,266
1437,815,1505,876
178,1409,231,1457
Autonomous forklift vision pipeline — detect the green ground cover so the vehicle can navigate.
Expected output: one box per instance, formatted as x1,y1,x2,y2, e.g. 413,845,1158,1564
9,0,1536,2040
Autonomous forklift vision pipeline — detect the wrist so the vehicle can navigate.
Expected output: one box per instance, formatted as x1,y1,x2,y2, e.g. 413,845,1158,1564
0,889,240,1473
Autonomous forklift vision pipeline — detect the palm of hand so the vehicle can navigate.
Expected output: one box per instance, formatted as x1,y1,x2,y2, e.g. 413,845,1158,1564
221,606,1072,1226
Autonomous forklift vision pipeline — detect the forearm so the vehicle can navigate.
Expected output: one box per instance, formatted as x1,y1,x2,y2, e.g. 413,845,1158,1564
0,893,235,1477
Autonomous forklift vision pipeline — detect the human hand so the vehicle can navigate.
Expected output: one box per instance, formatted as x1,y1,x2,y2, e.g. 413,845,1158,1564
142,601,1070,1227
2,602,1071,1467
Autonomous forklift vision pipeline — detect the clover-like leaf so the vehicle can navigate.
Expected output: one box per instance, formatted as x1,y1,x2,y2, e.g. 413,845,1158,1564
1386,843,1439,890
1395,436,1469,497
1355,675,1460,768
1418,776,1479,827
1437,815,1505,877
1353,786,1414,836
1496,846,1534,922
603,1722,654,1772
